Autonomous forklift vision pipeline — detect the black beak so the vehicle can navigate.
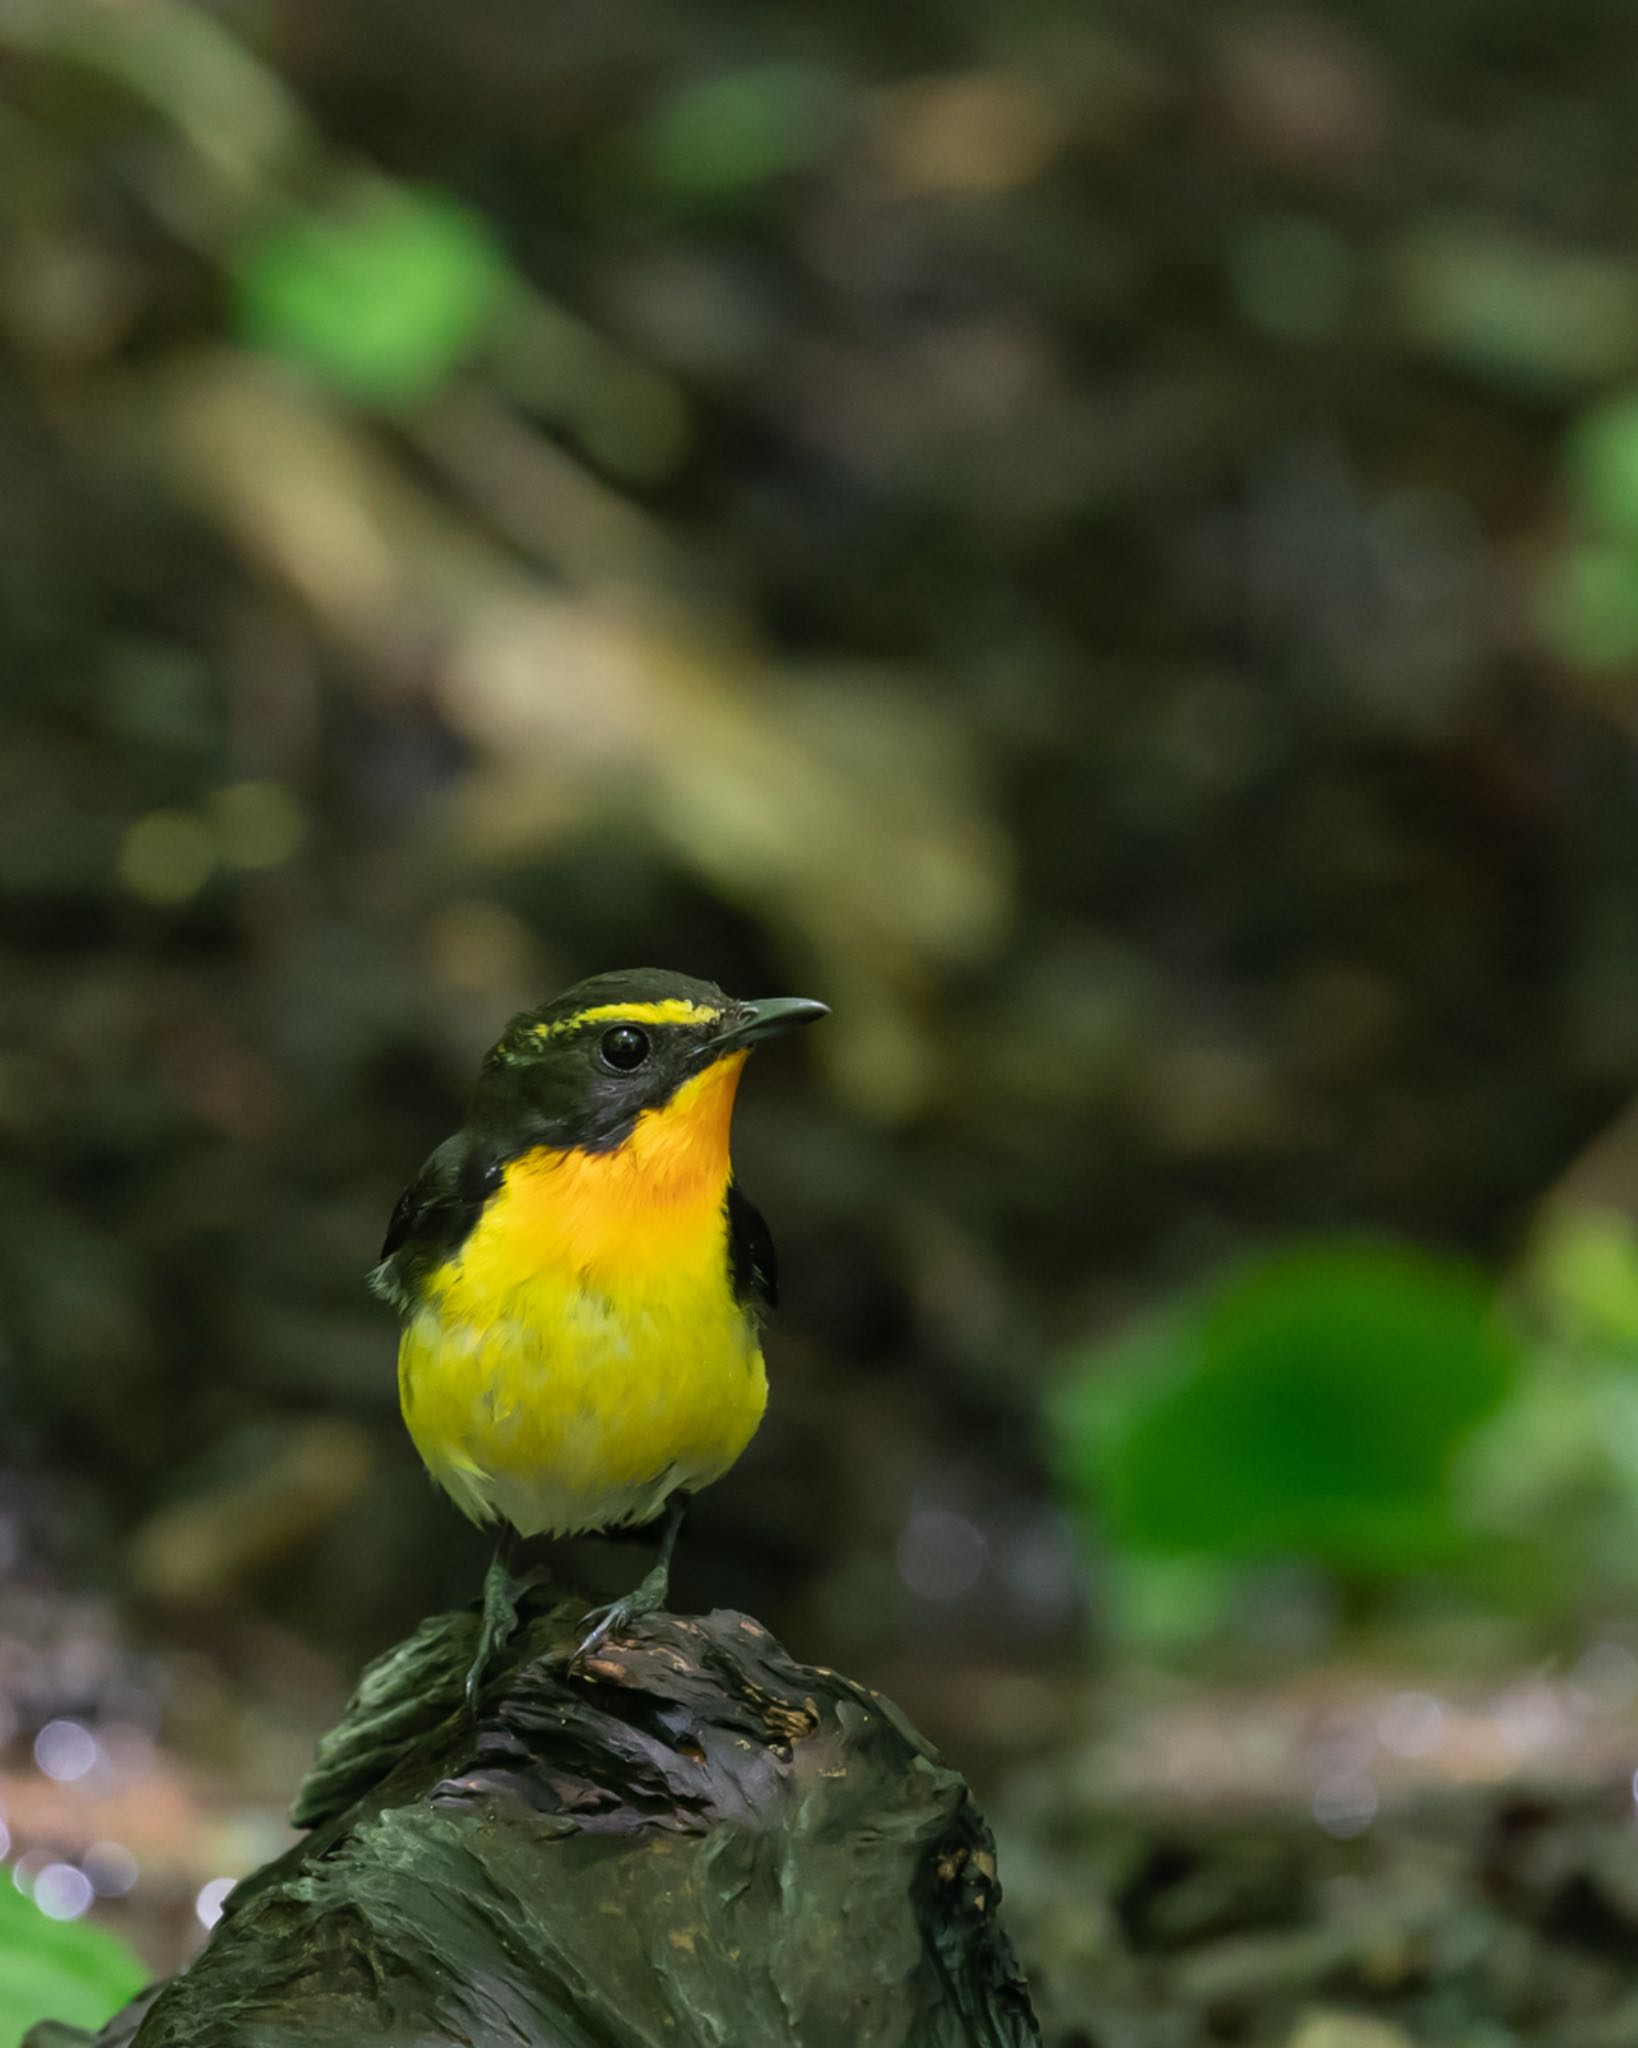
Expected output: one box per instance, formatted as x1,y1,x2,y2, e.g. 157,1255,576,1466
707,996,829,1055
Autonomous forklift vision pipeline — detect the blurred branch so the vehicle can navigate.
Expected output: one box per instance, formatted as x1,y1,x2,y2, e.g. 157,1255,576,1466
148,350,1010,1113
0,0,315,222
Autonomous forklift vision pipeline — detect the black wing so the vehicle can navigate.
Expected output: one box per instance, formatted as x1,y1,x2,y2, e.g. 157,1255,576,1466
371,1134,503,1311
726,1181,778,1315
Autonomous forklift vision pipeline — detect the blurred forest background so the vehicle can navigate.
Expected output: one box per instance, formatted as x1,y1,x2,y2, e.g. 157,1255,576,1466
6,0,1638,2041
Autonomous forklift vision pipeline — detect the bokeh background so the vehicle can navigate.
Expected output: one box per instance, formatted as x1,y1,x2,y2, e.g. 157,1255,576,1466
7,1,1638,2041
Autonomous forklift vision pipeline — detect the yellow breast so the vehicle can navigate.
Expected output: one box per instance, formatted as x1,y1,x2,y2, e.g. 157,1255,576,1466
398,1055,768,1536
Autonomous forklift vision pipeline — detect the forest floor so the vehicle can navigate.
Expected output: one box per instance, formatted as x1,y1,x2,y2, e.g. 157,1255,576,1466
11,1575,1638,2046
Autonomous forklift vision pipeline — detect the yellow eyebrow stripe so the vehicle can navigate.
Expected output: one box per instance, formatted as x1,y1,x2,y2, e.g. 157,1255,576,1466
531,999,721,1040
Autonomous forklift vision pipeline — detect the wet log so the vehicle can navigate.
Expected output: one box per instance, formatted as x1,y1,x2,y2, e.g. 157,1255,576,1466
31,1589,1039,2047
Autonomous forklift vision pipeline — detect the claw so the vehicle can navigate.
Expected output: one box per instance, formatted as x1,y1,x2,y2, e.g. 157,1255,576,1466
570,1558,670,1665
567,1491,690,1667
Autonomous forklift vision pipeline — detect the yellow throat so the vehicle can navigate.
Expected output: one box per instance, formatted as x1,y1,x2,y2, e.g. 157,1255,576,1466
436,1050,750,1307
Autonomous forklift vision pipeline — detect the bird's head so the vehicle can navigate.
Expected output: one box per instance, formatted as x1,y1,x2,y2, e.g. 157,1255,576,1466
472,968,827,1159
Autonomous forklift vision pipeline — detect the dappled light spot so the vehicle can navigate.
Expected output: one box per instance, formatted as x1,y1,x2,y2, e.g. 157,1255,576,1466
1376,1692,1445,1760
1310,1775,1377,1840
117,811,216,905
84,1841,140,1898
896,1507,988,1603
34,1862,94,1922
34,1720,99,1784
195,1875,236,1929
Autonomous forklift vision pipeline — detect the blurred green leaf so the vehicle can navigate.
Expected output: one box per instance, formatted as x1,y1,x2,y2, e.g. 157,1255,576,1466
1392,220,1638,395
0,1880,146,2040
1566,389,1638,547
1461,1212,1638,1628
1104,1553,1243,1652
1054,1241,1519,1574
231,185,512,406
1529,1204,1638,1352
1229,216,1354,343
641,64,848,196
1539,542,1638,672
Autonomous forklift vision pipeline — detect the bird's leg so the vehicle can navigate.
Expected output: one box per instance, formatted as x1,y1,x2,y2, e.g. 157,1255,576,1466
465,1524,522,1712
572,1493,690,1665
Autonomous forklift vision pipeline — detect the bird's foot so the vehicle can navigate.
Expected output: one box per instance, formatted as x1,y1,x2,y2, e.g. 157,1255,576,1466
569,1560,670,1667
464,1551,524,1712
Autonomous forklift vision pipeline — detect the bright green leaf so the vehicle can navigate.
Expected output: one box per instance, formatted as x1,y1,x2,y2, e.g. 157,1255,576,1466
0,1878,147,2042
1053,1240,1519,1575
1052,1308,1203,1511
232,185,513,407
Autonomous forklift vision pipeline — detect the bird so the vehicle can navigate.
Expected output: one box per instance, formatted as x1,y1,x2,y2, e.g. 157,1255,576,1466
370,967,827,1700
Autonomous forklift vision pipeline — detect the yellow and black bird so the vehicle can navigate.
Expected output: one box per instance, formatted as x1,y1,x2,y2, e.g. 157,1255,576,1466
371,968,826,1696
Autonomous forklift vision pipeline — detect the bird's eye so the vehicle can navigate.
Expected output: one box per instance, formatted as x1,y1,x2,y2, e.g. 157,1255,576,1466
598,1025,651,1073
